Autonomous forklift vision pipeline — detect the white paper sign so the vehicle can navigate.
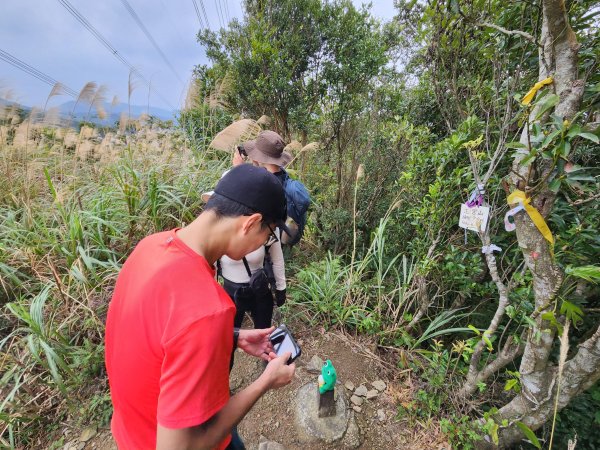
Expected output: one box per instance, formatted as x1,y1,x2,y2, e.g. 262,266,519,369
459,204,490,232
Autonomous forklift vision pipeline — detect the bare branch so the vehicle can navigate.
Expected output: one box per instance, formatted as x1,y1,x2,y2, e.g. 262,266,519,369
476,21,538,45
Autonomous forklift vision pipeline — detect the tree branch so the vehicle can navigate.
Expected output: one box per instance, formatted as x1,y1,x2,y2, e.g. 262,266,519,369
476,22,538,45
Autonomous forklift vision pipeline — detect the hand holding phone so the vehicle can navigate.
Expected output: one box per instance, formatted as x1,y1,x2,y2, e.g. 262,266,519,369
269,324,301,365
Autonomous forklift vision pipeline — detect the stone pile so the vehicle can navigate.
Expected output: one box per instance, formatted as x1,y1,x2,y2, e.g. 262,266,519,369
346,380,386,415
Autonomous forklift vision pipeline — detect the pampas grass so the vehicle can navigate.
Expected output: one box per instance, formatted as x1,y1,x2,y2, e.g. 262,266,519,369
208,118,261,152
43,82,68,112
284,140,302,154
71,82,98,121
87,84,108,122
128,69,141,129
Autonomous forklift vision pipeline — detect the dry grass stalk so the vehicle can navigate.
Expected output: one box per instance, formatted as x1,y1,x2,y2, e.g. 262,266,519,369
118,112,128,134
43,107,62,127
44,82,67,111
206,72,234,109
75,82,98,108
568,435,577,449
284,140,302,154
549,319,570,450
128,69,140,126
286,141,320,168
257,115,271,127
208,118,261,152
89,85,108,120
183,77,200,111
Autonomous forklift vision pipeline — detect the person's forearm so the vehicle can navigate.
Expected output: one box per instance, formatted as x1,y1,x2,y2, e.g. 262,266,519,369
188,376,269,448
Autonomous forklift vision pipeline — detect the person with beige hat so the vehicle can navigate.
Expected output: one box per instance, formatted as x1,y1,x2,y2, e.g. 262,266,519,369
242,130,310,247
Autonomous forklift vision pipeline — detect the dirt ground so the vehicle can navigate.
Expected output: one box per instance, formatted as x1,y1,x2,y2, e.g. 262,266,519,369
60,321,449,450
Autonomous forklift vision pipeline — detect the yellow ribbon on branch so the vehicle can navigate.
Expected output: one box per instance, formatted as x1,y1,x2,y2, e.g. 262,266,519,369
521,77,553,105
507,190,554,246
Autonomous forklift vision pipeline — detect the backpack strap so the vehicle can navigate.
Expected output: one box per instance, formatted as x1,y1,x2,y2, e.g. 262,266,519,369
242,256,252,278
216,259,222,280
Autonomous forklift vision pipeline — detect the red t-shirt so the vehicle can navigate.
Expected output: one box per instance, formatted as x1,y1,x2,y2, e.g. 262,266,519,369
105,229,235,449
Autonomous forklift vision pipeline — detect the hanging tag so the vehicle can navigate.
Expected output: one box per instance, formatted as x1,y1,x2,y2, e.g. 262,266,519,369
504,203,525,231
466,184,485,207
459,204,490,232
482,244,502,254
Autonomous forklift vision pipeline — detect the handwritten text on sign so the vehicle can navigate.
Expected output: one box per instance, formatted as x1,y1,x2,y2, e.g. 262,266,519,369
459,204,490,232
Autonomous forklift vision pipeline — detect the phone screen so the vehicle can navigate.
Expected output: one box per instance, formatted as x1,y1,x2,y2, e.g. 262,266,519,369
273,333,298,358
270,325,301,363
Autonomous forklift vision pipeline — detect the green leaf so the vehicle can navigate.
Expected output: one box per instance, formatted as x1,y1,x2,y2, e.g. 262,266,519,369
519,150,538,166
468,324,481,336
566,265,600,283
548,178,561,193
577,132,599,144
566,124,582,138
560,300,584,326
504,379,518,391
541,129,560,149
482,333,493,351
505,141,528,150
534,94,559,121
516,422,541,449
557,140,571,158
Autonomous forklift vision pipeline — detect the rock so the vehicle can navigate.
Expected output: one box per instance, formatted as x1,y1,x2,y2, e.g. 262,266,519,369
306,355,324,373
258,441,286,450
275,421,280,428
79,427,97,442
354,385,368,397
377,409,386,422
372,380,387,392
77,443,86,450
366,389,379,399
342,412,362,448
350,395,364,406
294,382,351,444
344,381,355,391
352,405,362,413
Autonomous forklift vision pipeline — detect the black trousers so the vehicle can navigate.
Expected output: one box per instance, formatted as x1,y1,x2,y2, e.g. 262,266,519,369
222,278,274,329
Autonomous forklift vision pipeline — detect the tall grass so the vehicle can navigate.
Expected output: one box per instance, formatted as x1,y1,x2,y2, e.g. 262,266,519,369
0,119,217,447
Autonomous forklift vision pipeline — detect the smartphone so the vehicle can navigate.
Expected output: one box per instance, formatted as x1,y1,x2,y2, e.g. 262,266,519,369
269,324,301,364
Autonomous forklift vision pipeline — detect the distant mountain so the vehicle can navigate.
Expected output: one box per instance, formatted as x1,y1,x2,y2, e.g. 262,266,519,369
0,97,178,124
56,100,177,124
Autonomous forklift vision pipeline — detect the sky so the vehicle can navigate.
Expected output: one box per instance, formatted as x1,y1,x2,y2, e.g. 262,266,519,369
0,1,397,113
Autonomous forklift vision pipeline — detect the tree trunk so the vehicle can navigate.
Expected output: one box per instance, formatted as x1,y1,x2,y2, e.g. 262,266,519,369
487,0,588,447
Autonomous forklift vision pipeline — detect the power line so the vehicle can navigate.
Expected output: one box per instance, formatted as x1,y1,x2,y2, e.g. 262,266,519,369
55,0,175,110
0,48,78,97
214,0,224,29
191,0,205,30
198,0,210,30
118,0,184,85
223,0,231,24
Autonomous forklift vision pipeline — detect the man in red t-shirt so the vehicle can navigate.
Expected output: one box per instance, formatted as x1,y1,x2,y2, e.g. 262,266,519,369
105,165,296,449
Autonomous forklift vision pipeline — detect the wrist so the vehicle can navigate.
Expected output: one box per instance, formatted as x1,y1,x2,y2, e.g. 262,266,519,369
255,371,272,394
233,327,240,348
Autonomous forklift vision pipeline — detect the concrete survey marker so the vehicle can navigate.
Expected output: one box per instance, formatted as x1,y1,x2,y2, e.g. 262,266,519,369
294,382,359,445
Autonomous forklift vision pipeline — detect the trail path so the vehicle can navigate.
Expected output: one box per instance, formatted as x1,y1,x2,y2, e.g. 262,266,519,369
61,324,448,450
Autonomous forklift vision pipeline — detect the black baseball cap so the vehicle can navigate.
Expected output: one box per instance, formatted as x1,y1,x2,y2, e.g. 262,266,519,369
211,164,289,233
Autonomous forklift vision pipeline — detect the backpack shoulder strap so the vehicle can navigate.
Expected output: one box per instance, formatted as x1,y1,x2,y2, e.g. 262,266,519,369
242,257,252,278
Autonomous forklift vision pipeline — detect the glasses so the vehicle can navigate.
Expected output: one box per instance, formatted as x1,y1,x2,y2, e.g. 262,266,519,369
265,224,279,246
237,145,248,158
